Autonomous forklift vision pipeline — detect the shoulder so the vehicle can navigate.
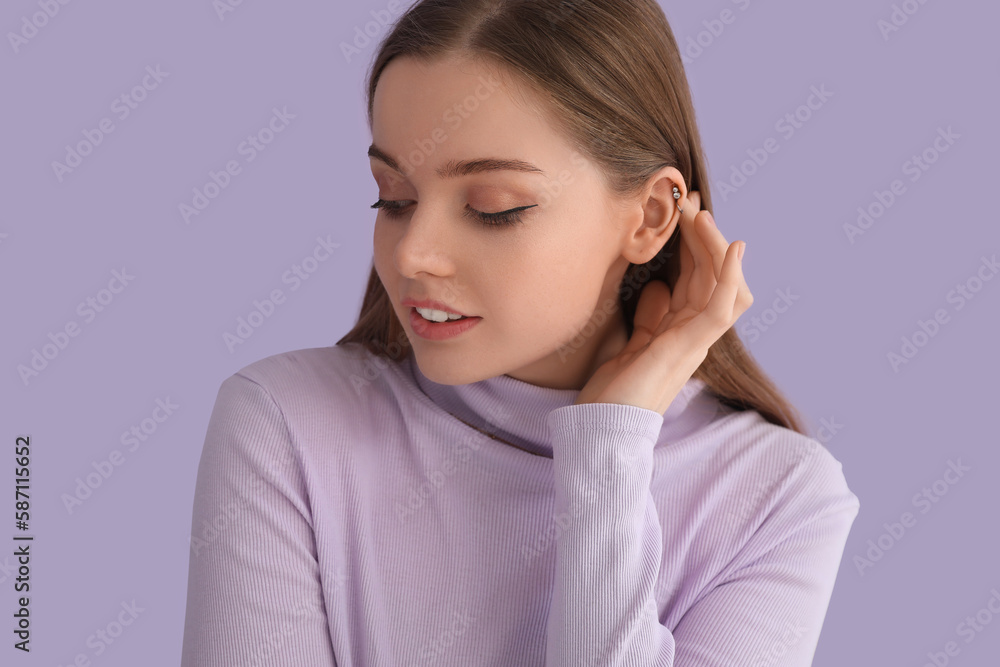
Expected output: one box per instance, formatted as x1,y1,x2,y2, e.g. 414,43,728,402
230,342,390,399
739,411,852,500
231,342,369,391
214,343,411,430
704,408,860,543
200,344,421,480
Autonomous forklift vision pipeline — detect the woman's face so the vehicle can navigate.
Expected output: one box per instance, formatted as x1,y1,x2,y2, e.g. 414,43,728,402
370,55,650,390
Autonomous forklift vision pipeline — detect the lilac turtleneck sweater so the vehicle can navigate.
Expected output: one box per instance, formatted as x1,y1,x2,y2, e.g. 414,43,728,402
180,342,859,666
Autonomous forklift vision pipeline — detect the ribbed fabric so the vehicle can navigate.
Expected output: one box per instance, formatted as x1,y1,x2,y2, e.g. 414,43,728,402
180,343,860,666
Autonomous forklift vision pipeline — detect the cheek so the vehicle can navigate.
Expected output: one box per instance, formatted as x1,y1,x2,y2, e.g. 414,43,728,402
372,219,397,272
530,237,616,327
491,263,596,335
371,227,401,303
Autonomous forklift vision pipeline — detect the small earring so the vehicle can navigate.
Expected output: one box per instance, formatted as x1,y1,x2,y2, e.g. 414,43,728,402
673,185,684,213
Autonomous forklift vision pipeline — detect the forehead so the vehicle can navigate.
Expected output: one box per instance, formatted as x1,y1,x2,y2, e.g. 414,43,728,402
371,56,566,172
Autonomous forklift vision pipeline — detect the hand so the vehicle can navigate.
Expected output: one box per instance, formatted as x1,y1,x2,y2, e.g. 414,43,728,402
574,191,753,415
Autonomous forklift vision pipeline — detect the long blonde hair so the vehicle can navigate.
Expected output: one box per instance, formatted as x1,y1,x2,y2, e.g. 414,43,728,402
337,0,807,434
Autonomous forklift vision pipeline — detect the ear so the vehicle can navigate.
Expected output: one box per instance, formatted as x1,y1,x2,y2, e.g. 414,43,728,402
620,166,686,265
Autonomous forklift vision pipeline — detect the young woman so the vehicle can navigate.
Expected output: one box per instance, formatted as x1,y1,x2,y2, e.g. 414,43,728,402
181,1,859,665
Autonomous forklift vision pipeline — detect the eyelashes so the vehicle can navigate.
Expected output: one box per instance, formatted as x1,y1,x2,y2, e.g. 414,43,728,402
370,199,537,229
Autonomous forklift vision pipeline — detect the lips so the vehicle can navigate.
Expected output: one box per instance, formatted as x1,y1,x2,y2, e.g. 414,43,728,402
413,308,469,322
408,308,482,340
400,297,472,318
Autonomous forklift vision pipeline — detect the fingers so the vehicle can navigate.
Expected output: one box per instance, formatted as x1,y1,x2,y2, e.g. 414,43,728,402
633,190,752,364
672,191,702,312
695,213,730,282
653,191,700,336
693,238,753,340
679,213,719,310
629,279,672,352
686,191,701,213
679,199,744,313
671,231,694,313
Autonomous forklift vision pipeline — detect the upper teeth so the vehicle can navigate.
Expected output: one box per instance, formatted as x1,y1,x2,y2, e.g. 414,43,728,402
416,307,465,322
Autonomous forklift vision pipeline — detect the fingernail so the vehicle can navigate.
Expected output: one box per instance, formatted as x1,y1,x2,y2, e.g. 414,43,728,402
738,241,746,260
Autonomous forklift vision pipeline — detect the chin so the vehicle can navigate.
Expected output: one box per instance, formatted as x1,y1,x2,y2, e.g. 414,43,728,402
411,351,487,386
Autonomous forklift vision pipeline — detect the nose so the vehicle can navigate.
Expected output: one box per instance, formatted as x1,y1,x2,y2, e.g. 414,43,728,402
392,204,458,279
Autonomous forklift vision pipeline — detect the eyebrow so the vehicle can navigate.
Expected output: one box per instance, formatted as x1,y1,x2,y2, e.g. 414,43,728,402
368,143,547,178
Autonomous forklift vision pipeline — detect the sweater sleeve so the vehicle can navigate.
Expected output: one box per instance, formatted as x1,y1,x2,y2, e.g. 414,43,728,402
543,402,859,667
180,372,338,667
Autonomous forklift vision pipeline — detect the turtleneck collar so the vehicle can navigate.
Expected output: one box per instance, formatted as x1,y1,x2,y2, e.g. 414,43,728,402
401,352,714,458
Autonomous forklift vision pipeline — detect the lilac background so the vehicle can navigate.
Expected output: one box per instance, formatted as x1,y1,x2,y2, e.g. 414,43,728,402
2,0,997,664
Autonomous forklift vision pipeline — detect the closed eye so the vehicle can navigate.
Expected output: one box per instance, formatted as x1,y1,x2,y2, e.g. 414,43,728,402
370,199,537,229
